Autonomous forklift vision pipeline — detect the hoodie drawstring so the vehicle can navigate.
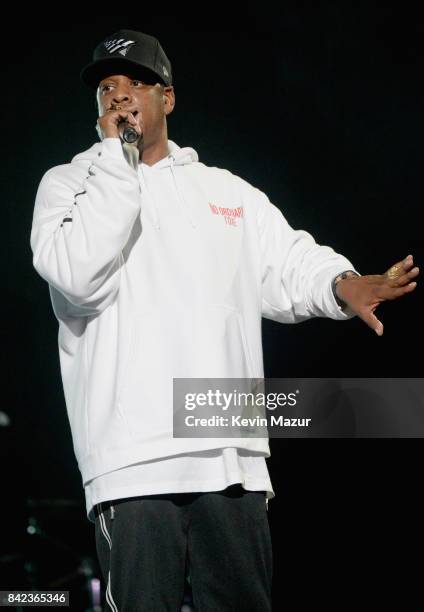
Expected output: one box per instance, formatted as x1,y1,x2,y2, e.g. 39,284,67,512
169,156,196,228
138,154,196,230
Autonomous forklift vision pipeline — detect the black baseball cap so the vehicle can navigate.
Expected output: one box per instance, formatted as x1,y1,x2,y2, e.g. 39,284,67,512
80,29,173,89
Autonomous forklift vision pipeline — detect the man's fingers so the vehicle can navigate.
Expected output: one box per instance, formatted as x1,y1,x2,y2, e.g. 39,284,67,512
360,311,384,336
107,107,139,126
387,266,419,287
378,281,417,300
124,112,138,126
385,254,414,280
401,266,419,283
403,281,418,293
401,254,414,270
403,254,413,267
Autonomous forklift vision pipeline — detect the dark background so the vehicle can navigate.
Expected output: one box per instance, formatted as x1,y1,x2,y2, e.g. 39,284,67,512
1,4,423,609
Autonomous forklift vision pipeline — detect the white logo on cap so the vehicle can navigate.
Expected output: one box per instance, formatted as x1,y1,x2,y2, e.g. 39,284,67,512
162,65,169,77
104,38,135,54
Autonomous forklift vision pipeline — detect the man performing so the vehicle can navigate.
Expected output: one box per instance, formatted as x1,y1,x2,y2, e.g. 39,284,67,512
30,29,419,611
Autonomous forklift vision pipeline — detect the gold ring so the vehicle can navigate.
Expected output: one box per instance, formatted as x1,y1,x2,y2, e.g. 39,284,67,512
387,264,402,279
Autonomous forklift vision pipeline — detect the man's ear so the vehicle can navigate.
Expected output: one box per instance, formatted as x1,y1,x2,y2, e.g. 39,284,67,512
163,86,175,115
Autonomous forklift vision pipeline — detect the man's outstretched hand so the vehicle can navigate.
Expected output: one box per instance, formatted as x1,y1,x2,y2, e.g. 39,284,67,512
336,255,419,336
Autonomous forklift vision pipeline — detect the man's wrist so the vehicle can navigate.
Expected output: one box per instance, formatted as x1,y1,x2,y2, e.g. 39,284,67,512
331,270,359,309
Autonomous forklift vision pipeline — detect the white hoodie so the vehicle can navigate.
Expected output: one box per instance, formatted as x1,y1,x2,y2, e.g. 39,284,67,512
30,138,357,487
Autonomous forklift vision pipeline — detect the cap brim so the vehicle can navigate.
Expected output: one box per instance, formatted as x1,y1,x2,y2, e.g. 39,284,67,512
80,57,167,89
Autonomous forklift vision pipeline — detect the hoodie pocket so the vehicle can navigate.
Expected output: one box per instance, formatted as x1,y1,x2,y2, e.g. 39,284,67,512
114,306,257,439
191,305,256,379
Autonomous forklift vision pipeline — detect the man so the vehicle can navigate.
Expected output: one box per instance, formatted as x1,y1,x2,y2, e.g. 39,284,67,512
30,29,419,611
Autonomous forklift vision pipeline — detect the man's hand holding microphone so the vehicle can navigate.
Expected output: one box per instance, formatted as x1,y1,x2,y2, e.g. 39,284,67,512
97,105,143,144
97,105,143,169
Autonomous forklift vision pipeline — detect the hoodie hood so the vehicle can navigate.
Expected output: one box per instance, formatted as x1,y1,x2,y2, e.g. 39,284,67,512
71,138,198,167
72,139,198,229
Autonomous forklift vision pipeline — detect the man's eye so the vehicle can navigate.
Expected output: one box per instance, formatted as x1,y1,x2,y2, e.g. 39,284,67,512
132,80,144,87
100,85,113,93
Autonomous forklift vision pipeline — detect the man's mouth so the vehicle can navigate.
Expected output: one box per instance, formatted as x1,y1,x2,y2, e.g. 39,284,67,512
110,106,139,117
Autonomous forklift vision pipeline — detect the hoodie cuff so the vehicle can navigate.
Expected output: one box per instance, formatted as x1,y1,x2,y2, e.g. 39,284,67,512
100,138,126,160
309,264,361,320
328,269,361,319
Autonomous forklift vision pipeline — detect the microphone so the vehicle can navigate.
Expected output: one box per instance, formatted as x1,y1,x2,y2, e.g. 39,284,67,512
119,123,143,171
122,125,140,144
110,106,140,144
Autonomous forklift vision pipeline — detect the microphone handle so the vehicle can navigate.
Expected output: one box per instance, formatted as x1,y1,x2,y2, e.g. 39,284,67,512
122,142,139,171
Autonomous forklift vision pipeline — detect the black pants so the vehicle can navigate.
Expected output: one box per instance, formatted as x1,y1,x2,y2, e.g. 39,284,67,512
94,484,272,611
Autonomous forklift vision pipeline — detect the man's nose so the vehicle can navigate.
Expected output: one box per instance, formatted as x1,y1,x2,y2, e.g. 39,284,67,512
112,89,132,104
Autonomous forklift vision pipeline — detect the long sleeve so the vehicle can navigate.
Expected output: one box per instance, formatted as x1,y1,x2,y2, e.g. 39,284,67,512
30,139,141,314
256,188,360,323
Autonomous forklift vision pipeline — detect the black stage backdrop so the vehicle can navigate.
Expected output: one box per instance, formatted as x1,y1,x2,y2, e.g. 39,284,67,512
1,4,423,608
